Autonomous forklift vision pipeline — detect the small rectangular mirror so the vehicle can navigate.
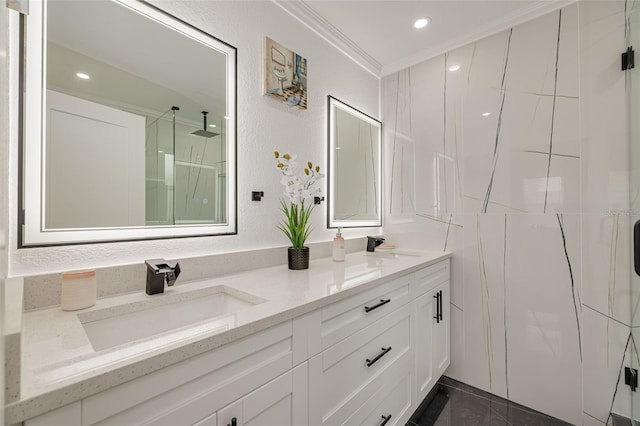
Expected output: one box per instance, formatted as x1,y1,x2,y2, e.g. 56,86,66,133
21,0,237,246
327,96,382,228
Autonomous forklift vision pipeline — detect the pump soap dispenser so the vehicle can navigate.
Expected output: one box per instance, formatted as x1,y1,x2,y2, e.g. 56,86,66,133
333,228,345,261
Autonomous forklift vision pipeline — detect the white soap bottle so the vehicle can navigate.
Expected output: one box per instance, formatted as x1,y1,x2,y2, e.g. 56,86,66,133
333,228,345,261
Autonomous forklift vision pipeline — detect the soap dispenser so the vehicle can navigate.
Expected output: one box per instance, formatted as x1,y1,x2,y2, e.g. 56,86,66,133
333,228,345,261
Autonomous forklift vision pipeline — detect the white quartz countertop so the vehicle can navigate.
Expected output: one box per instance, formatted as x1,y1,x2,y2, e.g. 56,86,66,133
8,249,451,423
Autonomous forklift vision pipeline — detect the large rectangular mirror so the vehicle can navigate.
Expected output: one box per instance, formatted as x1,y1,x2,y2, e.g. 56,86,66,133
327,96,382,228
21,0,237,246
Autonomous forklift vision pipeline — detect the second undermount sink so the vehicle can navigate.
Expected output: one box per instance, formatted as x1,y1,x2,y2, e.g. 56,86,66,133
78,286,264,351
365,249,424,259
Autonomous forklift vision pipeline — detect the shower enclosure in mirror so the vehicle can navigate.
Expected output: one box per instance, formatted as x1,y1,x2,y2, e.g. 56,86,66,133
21,0,236,246
327,96,382,228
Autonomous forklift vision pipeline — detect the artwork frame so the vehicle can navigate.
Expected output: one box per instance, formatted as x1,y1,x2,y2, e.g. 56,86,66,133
263,37,308,110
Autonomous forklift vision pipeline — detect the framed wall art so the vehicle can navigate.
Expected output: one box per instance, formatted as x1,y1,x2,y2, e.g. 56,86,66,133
263,37,307,110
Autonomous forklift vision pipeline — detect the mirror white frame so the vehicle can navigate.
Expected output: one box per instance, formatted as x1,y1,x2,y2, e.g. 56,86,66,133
21,0,237,246
327,96,382,228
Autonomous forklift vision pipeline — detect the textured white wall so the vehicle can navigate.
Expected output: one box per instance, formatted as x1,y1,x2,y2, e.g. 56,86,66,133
7,0,380,276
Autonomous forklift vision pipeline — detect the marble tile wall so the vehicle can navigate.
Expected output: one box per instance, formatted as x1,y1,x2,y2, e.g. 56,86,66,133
382,2,635,424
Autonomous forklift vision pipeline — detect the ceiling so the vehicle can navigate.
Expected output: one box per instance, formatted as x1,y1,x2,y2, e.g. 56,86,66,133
278,0,573,77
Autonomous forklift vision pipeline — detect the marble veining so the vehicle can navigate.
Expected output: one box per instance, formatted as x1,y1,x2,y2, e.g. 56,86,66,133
557,212,582,361
481,28,512,214
502,214,509,400
389,70,403,215
476,216,494,390
443,213,453,252
544,10,563,213
607,332,637,425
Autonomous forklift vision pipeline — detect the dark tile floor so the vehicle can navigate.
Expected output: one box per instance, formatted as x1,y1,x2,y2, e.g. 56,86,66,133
407,376,572,426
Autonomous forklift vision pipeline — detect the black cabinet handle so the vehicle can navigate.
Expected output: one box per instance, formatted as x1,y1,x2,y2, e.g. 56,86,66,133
439,290,443,321
227,417,237,426
635,220,640,276
365,298,391,313
433,292,440,323
380,414,392,426
366,346,392,367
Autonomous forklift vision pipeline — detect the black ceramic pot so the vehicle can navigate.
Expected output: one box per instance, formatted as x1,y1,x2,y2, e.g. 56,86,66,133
288,247,309,270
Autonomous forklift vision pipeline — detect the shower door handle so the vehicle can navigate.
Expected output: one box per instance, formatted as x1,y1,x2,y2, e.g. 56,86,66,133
635,220,640,276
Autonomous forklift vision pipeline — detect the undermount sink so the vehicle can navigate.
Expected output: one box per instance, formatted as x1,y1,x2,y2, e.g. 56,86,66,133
365,249,423,259
78,286,264,351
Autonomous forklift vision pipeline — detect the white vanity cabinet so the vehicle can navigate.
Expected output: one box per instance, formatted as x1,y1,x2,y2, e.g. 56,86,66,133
24,258,451,426
432,282,450,378
411,261,450,404
26,322,297,426
308,307,412,425
308,259,450,426
216,362,308,426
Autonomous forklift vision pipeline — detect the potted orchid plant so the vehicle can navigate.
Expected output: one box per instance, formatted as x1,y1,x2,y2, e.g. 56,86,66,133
274,151,325,270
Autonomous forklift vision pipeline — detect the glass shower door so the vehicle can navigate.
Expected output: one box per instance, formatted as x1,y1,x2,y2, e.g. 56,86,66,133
144,108,227,226
145,108,178,226
630,0,640,421
174,115,226,225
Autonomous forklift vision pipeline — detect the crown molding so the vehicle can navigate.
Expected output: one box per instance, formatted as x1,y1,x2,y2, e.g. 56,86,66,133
274,0,576,79
380,0,576,77
272,0,382,77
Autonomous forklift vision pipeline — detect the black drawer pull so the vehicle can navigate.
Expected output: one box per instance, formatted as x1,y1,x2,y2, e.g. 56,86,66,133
366,346,392,367
380,414,392,426
635,220,640,276
433,292,440,323
365,298,391,313
227,417,237,426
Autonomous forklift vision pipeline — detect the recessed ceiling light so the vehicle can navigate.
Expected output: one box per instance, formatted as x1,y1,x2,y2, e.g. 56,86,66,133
224,116,231,120
158,150,164,153
336,147,342,150
482,112,491,117
448,65,461,72
76,72,90,80
209,124,217,128
414,18,430,29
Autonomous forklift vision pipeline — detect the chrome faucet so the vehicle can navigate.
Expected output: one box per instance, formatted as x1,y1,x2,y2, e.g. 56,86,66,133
145,259,181,295
366,236,385,252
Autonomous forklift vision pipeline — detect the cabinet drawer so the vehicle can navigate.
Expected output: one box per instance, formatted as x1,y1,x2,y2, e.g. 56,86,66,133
345,368,412,426
317,346,412,426
411,260,449,297
321,275,411,349
82,322,293,426
217,362,307,426
309,307,411,424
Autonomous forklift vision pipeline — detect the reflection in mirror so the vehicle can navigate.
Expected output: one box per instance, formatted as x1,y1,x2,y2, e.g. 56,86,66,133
22,0,236,246
327,96,382,228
